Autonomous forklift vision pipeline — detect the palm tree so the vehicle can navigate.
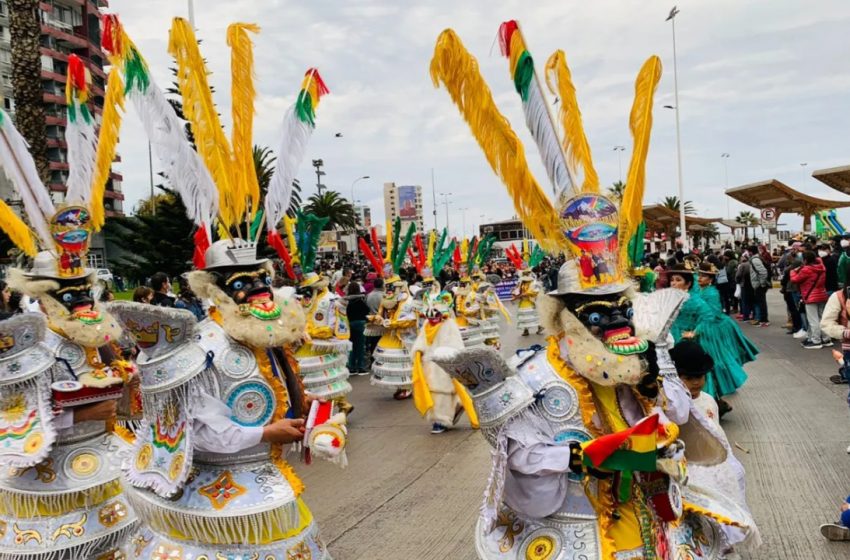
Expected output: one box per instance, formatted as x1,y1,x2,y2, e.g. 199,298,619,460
608,181,626,201
252,145,302,218
661,196,696,215
735,210,758,242
10,0,49,184
304,191,357,231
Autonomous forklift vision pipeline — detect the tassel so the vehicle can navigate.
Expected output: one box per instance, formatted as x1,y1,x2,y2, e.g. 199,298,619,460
192,226,210,269
0,199,37,256
89,65,125,230
430,29,565,254
619,56,662,269
544,50,600,193
168,17,238,230
227,23,262,223
268,229,295,280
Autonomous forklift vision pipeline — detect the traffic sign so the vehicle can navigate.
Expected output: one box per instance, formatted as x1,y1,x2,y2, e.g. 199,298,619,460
760,208,777,229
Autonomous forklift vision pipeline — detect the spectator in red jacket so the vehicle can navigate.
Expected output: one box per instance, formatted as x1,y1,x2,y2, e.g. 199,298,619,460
790,251,829,349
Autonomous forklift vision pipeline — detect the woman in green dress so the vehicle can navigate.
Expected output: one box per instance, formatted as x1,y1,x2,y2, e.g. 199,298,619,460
668,260,758,416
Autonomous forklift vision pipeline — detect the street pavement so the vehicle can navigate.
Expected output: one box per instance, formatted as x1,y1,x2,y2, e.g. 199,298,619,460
298,292,850,559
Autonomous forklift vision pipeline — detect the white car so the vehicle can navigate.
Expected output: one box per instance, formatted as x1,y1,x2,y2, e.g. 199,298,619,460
96,269,114,284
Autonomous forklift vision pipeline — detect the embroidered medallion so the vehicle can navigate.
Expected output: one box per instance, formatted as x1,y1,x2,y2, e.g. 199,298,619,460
65,449,102,480
135,443,153,470
519,529,562,560
286,541,313,560
225,381,274,427
151,543,184,560
98,501,128,527
199,471,246,510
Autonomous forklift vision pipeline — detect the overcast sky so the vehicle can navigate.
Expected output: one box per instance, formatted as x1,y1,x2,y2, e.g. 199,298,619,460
108,0,850,237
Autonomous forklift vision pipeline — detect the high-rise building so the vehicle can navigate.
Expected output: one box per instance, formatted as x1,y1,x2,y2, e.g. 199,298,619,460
354,204,371,228
383,182,423,232
0,0,122,267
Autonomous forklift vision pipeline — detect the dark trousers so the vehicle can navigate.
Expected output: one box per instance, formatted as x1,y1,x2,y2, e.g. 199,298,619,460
366,335,380,366
348,320,366,372
740,286,754,319
783,291,803,332
753,287,769,323
717,282,732,313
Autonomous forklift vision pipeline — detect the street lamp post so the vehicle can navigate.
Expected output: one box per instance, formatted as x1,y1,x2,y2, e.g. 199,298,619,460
613,145,625,184
440,193,452,233
312,159,326,194
721,153,730,218
350,175,370,204
666,6,688,252
460,207,469,238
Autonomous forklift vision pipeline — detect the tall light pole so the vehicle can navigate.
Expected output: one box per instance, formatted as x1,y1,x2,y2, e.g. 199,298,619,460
721,153,730,218
613,145,625,184
350,175,370,204
440,192,452,233
666,5,687,252
460,207,469,238
431,168,438,231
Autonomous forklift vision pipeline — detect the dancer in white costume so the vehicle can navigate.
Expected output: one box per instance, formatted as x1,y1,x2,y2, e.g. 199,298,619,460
0,51,139,558
105,15,343,558
410,290,479,434
288,213,354,414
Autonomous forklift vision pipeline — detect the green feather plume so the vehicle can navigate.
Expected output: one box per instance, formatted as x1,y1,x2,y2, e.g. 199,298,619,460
432,228,455,273
628,221,647,268
394,221,416,272
295,211,329,273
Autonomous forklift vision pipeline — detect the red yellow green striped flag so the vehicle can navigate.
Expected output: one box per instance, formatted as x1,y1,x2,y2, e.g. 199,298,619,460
581,413,659,472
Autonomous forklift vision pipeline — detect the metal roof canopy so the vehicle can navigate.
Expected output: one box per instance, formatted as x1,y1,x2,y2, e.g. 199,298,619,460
642,204,721,231
813,165,850,195
725,179,850,230
718,219,748,229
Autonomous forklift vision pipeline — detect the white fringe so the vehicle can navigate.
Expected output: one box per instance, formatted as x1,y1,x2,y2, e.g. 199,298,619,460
127,80,218,230
0,518,136,560
480,426,508,533
126,486,300,545
0,109,55,248
265,105,313,234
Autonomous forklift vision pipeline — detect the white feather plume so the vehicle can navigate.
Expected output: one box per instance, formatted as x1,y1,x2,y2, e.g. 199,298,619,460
265,104,313,232
63,101,98,206
0,109,55,248
127,82,218,230
521,79,575,195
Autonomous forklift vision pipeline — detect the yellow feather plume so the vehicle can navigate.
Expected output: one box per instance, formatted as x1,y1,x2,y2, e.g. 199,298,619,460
0,200,37,257
384,220,393,264
618,55,662,267
544,50,599,193
89,67,125,231
430,30,564,254
283,216,298,264
460,237,469,264
227,23,261,221
168,18,238,231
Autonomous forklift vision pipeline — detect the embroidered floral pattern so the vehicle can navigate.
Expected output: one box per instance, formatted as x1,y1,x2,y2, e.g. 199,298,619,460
199,471,246,510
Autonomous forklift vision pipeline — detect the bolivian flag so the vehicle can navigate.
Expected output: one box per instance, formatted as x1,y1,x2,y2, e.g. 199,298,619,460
581,413,659,472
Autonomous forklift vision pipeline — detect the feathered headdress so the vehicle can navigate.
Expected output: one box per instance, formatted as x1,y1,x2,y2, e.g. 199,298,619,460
104,16,328,269
431,21,662,295
0,53,124,278
359,218,416,282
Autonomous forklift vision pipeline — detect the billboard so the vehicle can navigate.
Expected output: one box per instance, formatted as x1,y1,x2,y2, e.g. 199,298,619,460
398,185,417,219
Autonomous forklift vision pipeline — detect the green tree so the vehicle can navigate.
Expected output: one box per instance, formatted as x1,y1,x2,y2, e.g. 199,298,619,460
608,181,626,201
661,196,696,215
104,193,195,283
736,210,758,242
304,191,357,231
252,145,301,218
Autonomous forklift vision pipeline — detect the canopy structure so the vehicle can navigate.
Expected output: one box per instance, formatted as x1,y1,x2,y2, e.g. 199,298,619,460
725,179,850,231
718,219,748,230
642,204,721,232
813,165,850,195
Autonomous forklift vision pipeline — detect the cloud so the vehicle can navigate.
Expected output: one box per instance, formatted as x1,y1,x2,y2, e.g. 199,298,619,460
107,0,850,236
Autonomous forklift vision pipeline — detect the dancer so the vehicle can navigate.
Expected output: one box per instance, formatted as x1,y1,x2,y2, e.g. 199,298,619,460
368,274,418,400
476,278,510,349
105,16,341,557
507,243,545,336
453,270,486,348
286,214,354,413
410,290,478,433
668,258,758,416
430,19,757,557
0,53,139,558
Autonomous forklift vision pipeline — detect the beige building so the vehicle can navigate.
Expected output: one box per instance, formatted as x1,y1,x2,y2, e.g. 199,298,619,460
383,182,424,232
